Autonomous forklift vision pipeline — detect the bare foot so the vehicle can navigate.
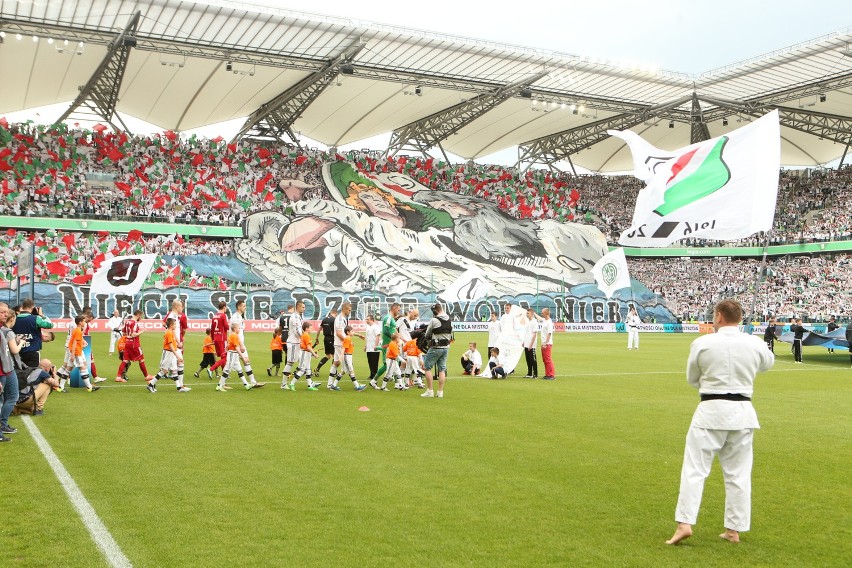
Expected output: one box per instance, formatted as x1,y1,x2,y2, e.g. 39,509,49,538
665,523,693,545
719,529,740,543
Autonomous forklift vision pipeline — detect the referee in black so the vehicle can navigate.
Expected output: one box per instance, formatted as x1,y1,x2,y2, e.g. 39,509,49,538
314,308,337,375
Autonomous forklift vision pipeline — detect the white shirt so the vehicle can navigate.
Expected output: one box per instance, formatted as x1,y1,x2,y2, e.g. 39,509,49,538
523,320,540,349
463,349,483,369
334,313,349,346
540,319,554,346
64,320,75,347
107,316,124,333
230,312,245,342
287,312,303,344
686,325,774,430
627,313,642,328
166,310,183,343
487,319,501,346
364,322,381,352
499,312,513,335
396,316,414,342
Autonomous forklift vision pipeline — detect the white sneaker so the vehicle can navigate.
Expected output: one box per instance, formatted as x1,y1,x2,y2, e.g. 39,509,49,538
437,391,443,398
178,386,191,393
92,376,107,383
421,390,434,398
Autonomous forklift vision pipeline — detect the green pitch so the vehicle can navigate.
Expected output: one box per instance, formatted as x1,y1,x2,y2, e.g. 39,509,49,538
2,332,850,567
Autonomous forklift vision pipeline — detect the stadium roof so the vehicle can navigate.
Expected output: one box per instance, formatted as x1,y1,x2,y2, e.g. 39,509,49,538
0,0,851,172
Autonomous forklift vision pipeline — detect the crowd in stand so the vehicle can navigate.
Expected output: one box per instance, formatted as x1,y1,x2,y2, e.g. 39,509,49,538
577,167,852,245
2,121,851,244
1,229,233,289
2,121,852,320
0,121,578,227
630,254,852,322
1,226,848,323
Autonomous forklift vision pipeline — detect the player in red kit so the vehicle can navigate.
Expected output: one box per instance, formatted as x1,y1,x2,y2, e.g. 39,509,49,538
115,310,153,381
209,301,229,373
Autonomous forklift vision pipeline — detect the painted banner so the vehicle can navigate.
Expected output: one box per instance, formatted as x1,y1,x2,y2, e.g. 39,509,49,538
21,280,677,325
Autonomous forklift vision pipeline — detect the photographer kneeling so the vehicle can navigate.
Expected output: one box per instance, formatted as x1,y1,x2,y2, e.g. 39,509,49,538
420,303,453,399
13,359,60,416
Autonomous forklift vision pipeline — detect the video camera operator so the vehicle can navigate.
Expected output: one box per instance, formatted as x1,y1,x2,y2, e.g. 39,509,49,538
11,298,54,367
420,303,453,399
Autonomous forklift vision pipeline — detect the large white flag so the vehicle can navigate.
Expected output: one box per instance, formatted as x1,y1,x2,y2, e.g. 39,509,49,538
439,267,491,303
591,248,631,299
90,254,157,297
609,110,780,247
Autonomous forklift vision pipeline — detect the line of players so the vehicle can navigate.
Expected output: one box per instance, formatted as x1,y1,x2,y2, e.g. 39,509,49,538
100,298,431,394
246,299,428,393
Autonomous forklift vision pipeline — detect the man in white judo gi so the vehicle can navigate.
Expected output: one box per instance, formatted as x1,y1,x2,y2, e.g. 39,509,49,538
666,299,774,545
626,305,641,350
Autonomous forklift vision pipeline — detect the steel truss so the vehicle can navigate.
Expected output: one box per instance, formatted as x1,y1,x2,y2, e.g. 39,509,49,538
700,96,852,145
516,96,693,172
386,72,549,158
53,12,141,131
233,43,365,145
690,93,710,144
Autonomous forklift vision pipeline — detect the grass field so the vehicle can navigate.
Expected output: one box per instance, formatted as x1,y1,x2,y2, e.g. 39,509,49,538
1,330,850,567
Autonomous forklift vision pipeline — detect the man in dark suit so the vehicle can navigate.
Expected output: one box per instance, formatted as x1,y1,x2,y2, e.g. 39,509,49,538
826,316,839,353
790,318,806,363
763,317,778,353
846,321,852,368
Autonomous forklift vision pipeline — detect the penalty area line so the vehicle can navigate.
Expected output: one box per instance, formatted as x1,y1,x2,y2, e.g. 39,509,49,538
21,416,133,568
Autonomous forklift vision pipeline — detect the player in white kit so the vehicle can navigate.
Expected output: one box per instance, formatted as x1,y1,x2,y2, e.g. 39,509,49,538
230,300,264,388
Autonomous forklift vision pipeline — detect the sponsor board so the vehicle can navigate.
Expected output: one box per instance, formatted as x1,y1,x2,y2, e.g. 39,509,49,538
54,319,719,334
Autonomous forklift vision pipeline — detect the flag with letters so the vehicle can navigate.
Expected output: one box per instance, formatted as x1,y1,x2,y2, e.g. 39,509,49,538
591,248,631,299
90,254,157,297
439,268,491,303
608,110,779,247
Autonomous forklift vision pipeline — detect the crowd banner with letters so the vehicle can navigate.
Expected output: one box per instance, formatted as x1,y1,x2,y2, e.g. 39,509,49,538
609,110,780,247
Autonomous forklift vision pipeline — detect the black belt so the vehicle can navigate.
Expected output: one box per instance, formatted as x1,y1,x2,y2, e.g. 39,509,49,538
700,393,751,402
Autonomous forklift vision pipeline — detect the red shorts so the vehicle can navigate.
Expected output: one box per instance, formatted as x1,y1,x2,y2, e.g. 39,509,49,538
123,341,144,362
214,339,226,358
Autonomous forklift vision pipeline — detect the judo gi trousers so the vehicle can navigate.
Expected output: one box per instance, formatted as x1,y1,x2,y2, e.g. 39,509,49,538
675,426,754,532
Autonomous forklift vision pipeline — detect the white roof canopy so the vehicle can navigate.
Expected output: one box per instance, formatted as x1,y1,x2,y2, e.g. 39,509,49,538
0,0,850,171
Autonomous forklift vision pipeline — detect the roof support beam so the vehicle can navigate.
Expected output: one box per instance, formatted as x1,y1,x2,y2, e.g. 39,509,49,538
386,71,549,158
700,72,852,122
53,12,140,131
699,96,852,145
232,43,365,145
690,93,711,144
515,95,694,173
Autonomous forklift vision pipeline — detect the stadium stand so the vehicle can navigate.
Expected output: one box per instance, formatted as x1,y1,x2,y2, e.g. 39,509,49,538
2,122,849,246
1,229,233,288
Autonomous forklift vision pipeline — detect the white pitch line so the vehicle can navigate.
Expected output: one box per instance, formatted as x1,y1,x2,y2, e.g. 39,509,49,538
21,416,133,568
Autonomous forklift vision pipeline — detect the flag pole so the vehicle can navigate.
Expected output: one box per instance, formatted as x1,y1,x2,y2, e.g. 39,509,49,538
746,231,771,335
